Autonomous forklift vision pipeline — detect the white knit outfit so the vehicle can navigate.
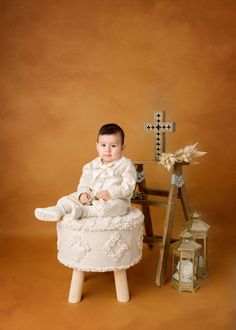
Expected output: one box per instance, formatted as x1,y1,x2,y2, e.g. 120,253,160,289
35,156,136,221
58,156,136,218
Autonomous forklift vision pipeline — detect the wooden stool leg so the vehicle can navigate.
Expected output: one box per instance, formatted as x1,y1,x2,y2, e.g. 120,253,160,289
68,269,84,303
114,270,130,302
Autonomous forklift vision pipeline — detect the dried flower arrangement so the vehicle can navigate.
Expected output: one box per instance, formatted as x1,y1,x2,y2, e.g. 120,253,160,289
159,143,207,171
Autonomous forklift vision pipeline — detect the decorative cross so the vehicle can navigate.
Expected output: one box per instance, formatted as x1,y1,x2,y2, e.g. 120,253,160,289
144,111,176,160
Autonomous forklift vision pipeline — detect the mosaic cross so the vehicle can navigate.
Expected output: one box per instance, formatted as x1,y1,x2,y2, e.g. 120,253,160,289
145,111,176,160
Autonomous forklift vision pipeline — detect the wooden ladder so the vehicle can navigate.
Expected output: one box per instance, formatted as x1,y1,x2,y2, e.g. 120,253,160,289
132,161,191,286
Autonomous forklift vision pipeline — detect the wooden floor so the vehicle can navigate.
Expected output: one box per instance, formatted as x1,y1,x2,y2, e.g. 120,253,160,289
0,219,235,330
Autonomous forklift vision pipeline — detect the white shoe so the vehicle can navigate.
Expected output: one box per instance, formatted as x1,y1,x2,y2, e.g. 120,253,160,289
34,206,64,221
70,206,83,220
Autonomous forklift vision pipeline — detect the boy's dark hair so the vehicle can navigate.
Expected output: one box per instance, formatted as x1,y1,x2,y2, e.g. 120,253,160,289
97,123,125,145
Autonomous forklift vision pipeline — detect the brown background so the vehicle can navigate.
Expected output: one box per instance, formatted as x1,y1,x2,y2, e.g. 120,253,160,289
1,0,235,329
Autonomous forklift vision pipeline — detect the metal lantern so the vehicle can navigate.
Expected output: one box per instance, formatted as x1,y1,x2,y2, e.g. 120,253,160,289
171,230,202,292
183,211,210,278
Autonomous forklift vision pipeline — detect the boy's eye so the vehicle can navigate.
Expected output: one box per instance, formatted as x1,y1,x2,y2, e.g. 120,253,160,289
111,144,117,148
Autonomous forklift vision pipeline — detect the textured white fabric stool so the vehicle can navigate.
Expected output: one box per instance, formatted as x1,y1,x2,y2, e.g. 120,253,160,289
57,207,144,303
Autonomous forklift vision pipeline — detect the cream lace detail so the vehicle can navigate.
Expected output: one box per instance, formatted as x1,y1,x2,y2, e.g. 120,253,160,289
57,256,142,272
60,208,144,231
70,234,91,262
103,232,129,263
136,226,143,251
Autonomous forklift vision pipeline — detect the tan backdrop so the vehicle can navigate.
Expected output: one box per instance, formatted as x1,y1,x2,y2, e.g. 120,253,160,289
1,2,235,329
1,0,235,239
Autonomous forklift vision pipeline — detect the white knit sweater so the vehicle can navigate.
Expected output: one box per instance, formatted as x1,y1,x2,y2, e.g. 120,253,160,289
77,156,136,203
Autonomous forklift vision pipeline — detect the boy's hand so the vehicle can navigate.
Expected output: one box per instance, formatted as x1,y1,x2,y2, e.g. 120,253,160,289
96,190,111,201
79,193,91,205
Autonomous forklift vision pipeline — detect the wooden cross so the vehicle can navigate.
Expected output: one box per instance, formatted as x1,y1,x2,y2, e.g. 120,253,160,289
145,111,176,160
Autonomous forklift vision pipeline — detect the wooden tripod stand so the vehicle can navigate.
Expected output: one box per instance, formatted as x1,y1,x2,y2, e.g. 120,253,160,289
132,161,191,286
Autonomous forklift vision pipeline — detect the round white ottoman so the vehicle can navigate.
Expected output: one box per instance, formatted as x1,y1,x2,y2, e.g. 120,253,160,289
57,207,144,303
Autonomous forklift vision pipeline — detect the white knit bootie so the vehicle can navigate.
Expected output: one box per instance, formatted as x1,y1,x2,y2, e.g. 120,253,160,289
34,206,64,221
70,206,84,220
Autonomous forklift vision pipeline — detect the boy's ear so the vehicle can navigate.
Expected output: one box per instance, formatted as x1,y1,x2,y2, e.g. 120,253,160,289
122,144,125,150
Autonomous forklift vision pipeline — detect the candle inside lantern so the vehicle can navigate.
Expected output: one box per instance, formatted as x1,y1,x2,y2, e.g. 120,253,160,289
171,230,201,292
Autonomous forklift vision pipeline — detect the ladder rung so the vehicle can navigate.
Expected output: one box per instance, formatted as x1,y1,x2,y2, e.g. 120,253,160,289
142,188,182,198
143,188,169,197
143,235,178,245
132,199,168,207
143,235,162,245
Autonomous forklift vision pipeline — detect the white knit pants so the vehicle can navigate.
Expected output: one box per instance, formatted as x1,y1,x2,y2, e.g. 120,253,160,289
57,192,129,218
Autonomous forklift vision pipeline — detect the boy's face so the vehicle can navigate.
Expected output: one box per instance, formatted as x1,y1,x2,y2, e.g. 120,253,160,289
96,133,124,164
